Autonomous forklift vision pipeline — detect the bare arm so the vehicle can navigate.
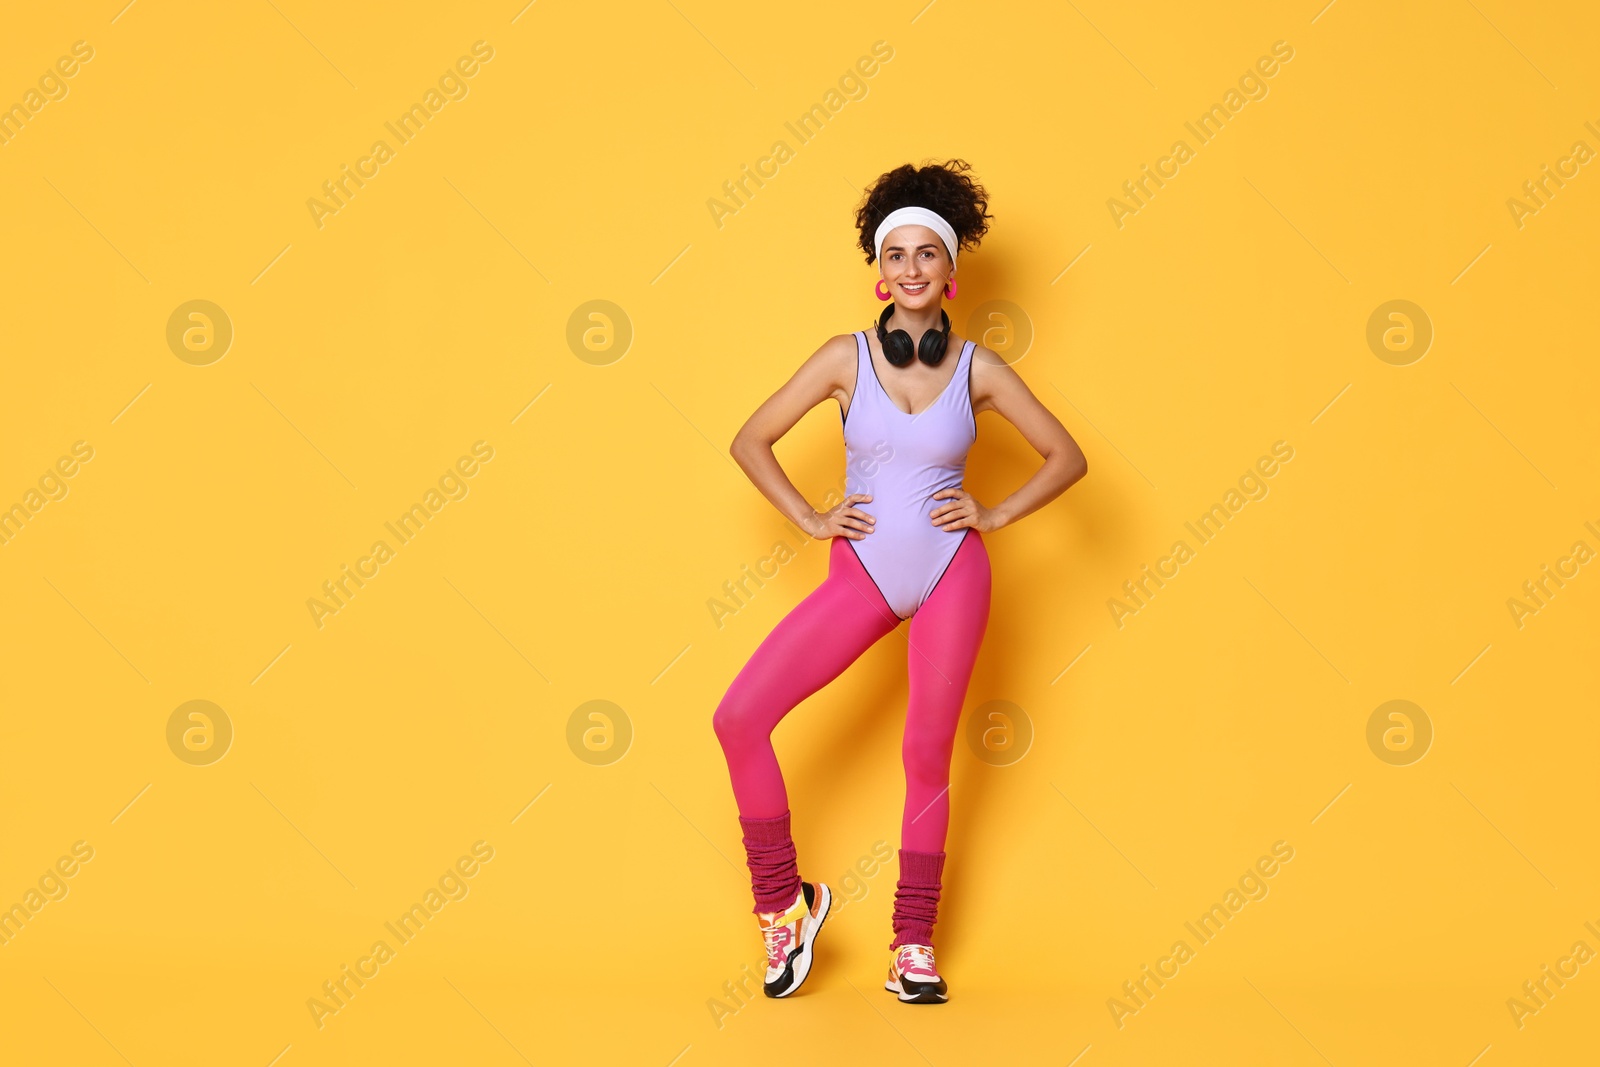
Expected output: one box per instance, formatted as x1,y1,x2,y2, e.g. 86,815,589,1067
729,334,877,540
932,345,1088,532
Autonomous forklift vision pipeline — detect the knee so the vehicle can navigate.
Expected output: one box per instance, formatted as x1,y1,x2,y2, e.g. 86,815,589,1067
902,729,947,780
711,703,736,747
712,695,760,752
902,735,954,785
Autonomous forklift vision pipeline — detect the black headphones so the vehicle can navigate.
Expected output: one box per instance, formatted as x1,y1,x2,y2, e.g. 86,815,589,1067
876,302,952,368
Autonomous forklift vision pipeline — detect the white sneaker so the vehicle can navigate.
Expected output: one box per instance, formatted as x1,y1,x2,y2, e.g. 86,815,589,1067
757,881,832,997
885,943,948,1003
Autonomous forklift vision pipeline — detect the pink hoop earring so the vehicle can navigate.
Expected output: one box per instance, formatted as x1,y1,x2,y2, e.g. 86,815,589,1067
944,278,958,299
875,279,891,301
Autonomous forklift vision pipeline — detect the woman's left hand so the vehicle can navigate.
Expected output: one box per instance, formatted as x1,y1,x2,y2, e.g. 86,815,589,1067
930,487,1001,533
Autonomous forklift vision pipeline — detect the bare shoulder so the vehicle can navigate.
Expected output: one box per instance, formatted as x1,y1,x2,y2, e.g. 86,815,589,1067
970,340,1010,369
798,332,858,412
811,331,858,382
968,340,1020,415
813,331,858,365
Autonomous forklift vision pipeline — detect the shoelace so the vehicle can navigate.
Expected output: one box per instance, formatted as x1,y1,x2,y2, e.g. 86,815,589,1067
898,944,937,976
762,921,793,964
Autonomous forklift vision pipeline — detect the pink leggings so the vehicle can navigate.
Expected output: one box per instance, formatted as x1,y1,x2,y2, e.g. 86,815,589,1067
713,529,990,854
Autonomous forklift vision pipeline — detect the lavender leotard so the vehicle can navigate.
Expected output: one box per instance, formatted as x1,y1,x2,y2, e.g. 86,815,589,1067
841,330,977,620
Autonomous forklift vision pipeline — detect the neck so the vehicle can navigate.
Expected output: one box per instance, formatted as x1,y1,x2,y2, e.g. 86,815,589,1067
887,302,945,337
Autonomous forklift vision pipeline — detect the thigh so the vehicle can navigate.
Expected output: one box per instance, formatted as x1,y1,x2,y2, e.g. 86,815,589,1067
721,536,901,719
906,529,991,713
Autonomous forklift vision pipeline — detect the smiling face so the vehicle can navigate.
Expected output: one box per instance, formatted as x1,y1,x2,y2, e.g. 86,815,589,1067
879,224,953,305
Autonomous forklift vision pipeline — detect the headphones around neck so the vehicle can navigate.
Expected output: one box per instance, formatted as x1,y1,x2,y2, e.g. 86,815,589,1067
876,302,951,368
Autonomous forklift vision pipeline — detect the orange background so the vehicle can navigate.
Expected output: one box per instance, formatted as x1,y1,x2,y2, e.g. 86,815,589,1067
2,1,1598,1064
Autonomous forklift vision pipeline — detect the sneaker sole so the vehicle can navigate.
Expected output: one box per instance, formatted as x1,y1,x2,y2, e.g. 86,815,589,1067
771,883,831,998
885,975,948,1004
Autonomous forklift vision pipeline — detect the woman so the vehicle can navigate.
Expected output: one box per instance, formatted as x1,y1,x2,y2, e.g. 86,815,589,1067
713,159,1087,1004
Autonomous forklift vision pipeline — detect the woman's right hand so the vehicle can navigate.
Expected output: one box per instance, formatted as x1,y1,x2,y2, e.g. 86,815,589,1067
805,493,875,540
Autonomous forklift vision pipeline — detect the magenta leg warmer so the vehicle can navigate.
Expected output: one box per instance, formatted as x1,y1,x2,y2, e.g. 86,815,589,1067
739,811,802,914
891,848,946,949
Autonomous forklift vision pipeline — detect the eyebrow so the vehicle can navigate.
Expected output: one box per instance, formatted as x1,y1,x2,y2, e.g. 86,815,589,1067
885,242,939,252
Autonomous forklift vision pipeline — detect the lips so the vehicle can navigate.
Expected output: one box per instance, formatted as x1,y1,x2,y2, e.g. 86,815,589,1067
900,282,929,293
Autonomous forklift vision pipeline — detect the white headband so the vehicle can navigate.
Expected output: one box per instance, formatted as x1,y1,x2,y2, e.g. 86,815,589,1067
874,206,958,268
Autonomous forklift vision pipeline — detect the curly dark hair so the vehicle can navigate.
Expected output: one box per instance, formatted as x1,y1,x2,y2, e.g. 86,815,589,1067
853,159,992,265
